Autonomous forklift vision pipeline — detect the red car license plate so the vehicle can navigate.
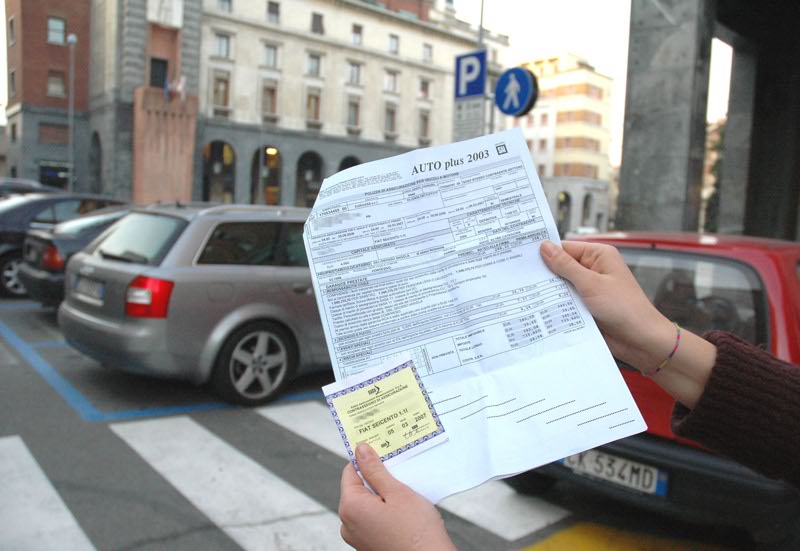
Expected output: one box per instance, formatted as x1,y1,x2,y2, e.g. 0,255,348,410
560,449,668,496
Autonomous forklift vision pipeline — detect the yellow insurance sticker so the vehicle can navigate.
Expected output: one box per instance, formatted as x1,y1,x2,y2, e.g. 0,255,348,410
323,360,447,469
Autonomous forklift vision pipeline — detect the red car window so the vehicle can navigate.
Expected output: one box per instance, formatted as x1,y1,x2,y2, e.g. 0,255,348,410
619,248,768,347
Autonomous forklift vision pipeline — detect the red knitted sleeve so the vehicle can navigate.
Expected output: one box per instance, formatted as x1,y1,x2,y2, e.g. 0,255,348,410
671,331,800,488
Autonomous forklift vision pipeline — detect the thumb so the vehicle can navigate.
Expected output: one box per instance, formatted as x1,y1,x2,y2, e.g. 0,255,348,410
539,240,594,292
356,443,402,496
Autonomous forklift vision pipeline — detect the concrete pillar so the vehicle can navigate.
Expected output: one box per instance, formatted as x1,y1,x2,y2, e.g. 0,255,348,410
617,0,716,231
718,43,756,234
233,137,251,204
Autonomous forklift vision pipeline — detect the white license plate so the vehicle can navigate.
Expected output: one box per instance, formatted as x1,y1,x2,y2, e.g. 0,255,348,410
560,449,668,496
74,276,105,303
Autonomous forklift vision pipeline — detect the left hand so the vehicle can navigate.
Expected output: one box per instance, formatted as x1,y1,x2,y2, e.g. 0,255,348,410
338,443,456,551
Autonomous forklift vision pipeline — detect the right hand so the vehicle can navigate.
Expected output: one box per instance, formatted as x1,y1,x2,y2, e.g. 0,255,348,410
338,443,456,551
539,240,675,373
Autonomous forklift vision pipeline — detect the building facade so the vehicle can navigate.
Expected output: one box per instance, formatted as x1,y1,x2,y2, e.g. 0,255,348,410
5,0,92,188
519,54,612,182
514,54,613,233
197,0,509,207
7,0,508,207
542,176,609,236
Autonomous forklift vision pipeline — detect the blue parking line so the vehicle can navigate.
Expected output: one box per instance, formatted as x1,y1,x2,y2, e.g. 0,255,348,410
29,340,68,348
0,320,106,422
0,301,40,311
0,319,324,422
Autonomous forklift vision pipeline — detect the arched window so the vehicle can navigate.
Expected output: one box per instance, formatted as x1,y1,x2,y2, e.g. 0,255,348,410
296,151,324,207
557,192,572,236
339,156,361,171
251,145,281,204
202,141,236,203
89,132,102,194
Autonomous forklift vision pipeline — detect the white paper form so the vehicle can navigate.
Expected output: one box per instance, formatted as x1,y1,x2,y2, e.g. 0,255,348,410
303,128,646,503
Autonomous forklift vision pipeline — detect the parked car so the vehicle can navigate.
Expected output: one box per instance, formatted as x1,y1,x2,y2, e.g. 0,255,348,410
0,178,61,199
0,193,124,297
18,205,131,306
506,232,800,546
59,204,327,406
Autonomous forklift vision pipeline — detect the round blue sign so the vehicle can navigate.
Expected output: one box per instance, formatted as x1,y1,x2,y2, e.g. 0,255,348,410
495,67,538,117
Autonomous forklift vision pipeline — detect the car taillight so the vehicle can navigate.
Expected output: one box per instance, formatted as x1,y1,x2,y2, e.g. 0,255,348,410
125,276,174,318
41,245,65,272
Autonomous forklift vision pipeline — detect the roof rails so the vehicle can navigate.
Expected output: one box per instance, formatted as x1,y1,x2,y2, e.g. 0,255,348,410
143,200,223,209
196,204,312,217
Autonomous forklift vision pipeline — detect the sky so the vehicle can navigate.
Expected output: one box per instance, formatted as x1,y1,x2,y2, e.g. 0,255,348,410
0,0,731,165
455,0,732,165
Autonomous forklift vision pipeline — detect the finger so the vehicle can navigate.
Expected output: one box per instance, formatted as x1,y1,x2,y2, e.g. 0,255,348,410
355,443,403,496
340,462,372,498
540,240,595,292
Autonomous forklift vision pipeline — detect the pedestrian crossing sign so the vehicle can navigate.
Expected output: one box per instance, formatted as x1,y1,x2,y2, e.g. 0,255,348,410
495,67,538,117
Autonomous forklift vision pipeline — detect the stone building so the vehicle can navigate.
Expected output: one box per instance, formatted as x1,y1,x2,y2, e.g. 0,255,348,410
196,0,509,207
6,0,508,207
4,0,92,188
542,177,610,236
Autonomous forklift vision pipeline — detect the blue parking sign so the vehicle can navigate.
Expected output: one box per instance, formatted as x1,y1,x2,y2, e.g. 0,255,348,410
455,50,487,99
495,67,538,117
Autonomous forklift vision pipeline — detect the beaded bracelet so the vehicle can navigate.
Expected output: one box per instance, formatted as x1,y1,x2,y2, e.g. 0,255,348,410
646,323,681,378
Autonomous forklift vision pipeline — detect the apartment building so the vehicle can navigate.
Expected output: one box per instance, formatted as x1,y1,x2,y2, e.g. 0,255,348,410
199,0,509,206
517,54,613,233
7,0,506,205
4,0,91,188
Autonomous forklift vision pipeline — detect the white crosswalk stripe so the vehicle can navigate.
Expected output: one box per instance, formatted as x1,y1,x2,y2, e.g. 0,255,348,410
0,435,96,551
111,415,349,551
257,400,570,541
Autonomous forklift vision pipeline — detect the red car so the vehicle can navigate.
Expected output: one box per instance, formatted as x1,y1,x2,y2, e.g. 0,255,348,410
507,232,800,546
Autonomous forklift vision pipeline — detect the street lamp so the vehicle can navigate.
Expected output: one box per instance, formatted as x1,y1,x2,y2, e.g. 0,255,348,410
67,33,77,192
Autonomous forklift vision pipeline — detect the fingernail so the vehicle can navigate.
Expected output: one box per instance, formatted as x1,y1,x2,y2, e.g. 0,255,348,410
541,241,557,258
356,443,377,461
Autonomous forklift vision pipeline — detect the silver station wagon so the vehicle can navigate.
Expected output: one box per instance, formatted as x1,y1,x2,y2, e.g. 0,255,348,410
58,204,329,406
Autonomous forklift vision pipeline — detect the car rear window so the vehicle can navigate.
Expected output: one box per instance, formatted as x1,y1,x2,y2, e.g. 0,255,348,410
197,222,308,266
54,209,126,236
93,212,187,265
620,248,768,347
0,194,35,214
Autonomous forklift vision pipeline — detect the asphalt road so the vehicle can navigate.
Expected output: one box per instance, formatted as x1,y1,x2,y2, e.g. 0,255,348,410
0,299,751,550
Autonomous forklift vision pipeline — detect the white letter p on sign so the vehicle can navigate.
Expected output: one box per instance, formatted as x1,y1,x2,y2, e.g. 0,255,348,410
458,56,481,97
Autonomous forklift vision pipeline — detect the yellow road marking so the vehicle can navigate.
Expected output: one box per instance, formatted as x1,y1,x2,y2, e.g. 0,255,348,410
519,522,728,551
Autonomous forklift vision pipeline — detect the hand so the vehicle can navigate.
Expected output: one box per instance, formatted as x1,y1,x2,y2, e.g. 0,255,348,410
338,443,456,551
539,240,675,372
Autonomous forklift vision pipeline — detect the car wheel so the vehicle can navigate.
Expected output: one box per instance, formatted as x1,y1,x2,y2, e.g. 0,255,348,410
211,321,298,407
0,253,27,297
505,470,557,495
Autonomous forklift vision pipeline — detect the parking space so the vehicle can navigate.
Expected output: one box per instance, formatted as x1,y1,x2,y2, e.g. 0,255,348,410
0,301,328,423
0,299,756,549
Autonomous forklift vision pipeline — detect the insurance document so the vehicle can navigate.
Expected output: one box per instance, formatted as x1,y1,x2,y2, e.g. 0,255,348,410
303,128,646,503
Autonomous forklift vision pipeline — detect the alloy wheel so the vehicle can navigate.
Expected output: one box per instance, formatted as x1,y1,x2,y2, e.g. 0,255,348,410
1,257,26,296
228,330,288,400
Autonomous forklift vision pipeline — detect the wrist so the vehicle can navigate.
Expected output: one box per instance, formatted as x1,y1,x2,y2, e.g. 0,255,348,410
624,313,677,374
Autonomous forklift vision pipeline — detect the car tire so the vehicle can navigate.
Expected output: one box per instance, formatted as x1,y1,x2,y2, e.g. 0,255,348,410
211,320,298,407
0,252,27,297
504,470,557,495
